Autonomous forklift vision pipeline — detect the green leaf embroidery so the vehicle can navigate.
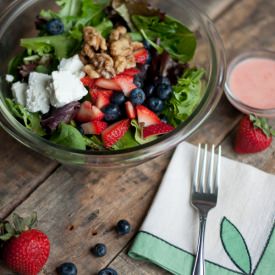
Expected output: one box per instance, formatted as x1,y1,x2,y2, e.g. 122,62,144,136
221,217,252,274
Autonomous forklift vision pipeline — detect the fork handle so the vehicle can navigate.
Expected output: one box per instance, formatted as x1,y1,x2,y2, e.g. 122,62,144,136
192,214,207,275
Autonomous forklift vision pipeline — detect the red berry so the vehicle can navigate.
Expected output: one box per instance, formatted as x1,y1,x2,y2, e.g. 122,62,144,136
75,102,104,122
143,122,175,139
234,115,273,154
136,105,161,127
95,78,121,91
133,48,149,64
89,88,113,104
101,119,130,148
81,121,108,135
81,76,95,89
113,74,137,97
121,68,140,76
2,229,50,275
96,93,111,110
125,101,136,119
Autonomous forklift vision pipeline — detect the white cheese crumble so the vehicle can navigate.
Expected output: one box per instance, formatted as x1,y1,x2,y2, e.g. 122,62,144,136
58,54,85,78
11,82,27,106
6,74,15,83
48,71,88,108
26,72,52,114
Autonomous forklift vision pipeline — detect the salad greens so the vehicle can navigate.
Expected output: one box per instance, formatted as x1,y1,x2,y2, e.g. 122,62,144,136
132,15,196,63
5,0,206,152
162,68,205,127
5,99,46,136
50,123,86,150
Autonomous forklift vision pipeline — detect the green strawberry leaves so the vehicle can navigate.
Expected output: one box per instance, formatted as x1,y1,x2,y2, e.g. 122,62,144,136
249,114,275,138
0,212,38,242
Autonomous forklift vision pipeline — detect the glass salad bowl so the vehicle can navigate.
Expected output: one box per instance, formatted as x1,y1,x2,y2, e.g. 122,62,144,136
0,0,225,168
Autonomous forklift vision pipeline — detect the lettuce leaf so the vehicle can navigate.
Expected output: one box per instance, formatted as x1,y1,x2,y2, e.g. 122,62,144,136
50,123,86,150
20,35,77,59
84,135,105,150
131,120,157,144
132,15,196,63
5,98,46,136
162,68,204,127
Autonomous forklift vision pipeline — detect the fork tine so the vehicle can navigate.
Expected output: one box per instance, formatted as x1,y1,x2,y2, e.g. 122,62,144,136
193,144,201,192
207,145,215,193
200,144,208,193
214,146,221,194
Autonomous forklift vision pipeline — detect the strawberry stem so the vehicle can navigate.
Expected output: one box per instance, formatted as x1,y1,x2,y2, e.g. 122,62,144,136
249,114,275,138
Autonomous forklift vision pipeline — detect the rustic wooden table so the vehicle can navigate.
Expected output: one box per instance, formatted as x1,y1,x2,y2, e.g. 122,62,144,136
0,0,275,274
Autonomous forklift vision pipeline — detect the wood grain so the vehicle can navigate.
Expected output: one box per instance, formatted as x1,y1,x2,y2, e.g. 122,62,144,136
1,0,275,274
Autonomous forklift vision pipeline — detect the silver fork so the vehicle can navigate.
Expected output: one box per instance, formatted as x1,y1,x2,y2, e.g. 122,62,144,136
191,144,221,275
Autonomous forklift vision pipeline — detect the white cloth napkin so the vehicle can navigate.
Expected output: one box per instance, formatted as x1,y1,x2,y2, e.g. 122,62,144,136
129,142,275,275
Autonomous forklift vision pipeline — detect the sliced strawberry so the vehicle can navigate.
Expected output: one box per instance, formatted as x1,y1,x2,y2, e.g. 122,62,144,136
95,78,121,91
101,119,130,148
136,105,161,127
125,101,136,119
143,123,175,139
75,102,104,122
75,101,93,122
81,76,95,88
122,68,140,76
90,106,105,121
96,93,111,109
134,48,149,64
89,88,113,104
81,121,108,135
113,74,137,97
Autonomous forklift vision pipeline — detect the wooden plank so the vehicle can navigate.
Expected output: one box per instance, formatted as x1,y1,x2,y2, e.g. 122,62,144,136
0,129,58,218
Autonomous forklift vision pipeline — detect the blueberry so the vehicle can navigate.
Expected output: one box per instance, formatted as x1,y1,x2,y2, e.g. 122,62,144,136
143,40,151,50
156,76,171,86
146,52,152,64
144,84,155,98
156,84,172,100
147,97,164,113
98,267,118,275
159,115,168,124
46,19,64,35
92,243,107,257
111,92,126,106
57,262,77,275
116,219,131,235
133,75,144,88
103,104,121,122
129,88,146,105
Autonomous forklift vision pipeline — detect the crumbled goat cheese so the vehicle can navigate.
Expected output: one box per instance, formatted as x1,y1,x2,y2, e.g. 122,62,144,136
26,72,52,114
6,74,15,83
48,71,88,108
58,54,85,78
11,82,27,106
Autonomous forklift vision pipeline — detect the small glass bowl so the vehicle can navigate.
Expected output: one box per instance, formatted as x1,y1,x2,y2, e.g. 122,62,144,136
224,50,275,118
0,0,226,168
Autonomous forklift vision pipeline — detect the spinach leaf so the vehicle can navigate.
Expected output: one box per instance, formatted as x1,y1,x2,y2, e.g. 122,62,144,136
84,135,105,150
5,98,46,136
162,68,204,127
50,123,86,150
8,51,27,80
112,130,139,150
132,15,196,63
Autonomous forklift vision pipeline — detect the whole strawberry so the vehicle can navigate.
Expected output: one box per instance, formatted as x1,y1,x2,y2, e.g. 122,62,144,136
234,114,275,154
0,212,50,275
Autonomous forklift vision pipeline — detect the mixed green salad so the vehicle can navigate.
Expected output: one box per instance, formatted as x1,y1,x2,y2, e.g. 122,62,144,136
5,0,204,151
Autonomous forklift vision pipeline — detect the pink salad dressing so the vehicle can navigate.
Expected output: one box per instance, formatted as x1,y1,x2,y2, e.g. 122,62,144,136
229,58,275,109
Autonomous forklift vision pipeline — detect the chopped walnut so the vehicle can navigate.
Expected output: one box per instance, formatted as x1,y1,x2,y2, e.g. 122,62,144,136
84,64,101,79
80,25,143,78
109,26,128,41
83,26,107,51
